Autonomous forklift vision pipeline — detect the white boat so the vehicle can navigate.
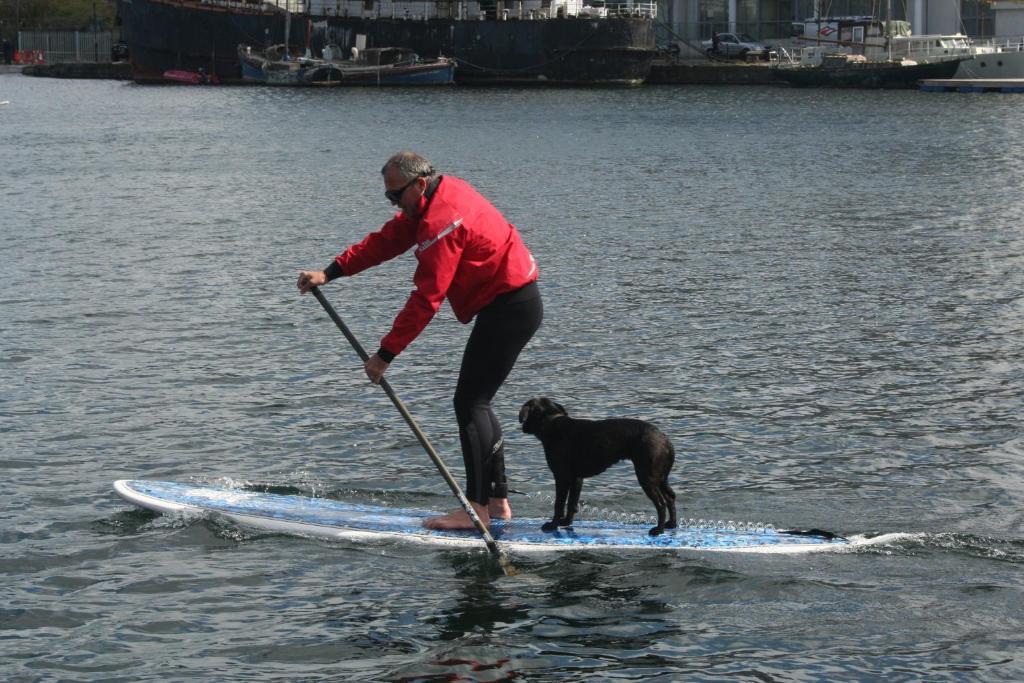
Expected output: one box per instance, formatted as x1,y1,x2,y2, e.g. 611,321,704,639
789,17,1024,79
774,16,966,88
890,34,1024,79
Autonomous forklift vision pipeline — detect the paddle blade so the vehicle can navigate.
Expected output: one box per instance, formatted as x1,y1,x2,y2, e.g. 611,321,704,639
498,553,518,577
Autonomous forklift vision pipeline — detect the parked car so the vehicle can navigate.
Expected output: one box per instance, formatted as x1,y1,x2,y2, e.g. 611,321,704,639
702,32,769,60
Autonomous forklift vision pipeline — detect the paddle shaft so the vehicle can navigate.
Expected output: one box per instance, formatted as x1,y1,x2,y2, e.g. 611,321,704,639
309,287,505,560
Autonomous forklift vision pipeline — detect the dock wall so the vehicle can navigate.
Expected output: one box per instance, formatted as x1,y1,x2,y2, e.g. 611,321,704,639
646,59,780,85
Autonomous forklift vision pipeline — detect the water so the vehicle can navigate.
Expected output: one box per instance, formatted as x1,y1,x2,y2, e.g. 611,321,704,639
2,75,1023,680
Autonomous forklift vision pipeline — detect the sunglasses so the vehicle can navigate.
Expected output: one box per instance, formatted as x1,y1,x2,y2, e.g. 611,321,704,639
385,176,422,205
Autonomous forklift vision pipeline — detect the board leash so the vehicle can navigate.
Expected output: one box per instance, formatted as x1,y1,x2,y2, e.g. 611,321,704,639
309,287,516,575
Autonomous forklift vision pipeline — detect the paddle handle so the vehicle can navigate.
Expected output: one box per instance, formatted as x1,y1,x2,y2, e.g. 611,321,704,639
309,287,507,564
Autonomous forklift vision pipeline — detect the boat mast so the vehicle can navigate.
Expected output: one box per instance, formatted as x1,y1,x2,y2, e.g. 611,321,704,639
886,0,892,60
815,0,820,47
285,2,292,56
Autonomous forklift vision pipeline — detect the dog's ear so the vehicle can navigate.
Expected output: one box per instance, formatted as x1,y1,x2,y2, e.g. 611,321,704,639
538,397,567,416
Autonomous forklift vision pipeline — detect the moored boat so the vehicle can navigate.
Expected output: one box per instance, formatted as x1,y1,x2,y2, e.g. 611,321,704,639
163,69,220,85
319,10,656,86
118,0,657,86
773,49,965,88
775,12,967,88
238,44,455,86
795,19,1024,81
890,33,1024,80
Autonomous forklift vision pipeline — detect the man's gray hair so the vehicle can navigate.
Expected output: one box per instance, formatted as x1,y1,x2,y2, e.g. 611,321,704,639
382,151,436,181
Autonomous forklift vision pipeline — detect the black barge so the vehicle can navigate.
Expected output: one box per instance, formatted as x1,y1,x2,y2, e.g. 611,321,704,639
119,0,658,86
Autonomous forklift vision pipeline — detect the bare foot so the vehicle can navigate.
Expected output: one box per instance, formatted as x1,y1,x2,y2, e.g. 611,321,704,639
423,501,491,530
488,497,512,521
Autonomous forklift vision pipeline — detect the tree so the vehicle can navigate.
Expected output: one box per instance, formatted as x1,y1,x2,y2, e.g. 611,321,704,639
0,0,117,33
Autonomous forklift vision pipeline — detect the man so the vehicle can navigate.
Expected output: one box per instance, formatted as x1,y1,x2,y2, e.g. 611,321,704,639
297,152,542,530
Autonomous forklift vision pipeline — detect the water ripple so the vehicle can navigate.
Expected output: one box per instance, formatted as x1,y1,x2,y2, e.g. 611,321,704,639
1,79,1022,680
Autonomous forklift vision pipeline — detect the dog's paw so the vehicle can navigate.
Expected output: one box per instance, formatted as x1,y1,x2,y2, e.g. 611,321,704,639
665,520,678,530
541,520,559,532
648,526,665,537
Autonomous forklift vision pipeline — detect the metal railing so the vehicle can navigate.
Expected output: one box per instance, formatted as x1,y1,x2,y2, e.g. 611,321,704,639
214,0,309,9
769,45,799,65
984,36,1024,52
594,2,657,17
273,0,656,19
17,31,115,64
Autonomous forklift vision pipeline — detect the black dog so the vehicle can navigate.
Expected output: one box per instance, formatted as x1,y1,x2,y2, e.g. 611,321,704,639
518,397,678,536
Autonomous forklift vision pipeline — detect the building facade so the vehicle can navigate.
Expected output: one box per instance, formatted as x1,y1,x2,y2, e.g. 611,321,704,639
660,0,996,42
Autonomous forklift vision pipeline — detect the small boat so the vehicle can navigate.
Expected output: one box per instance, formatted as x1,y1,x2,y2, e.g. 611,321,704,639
773,49,965,88
778,9,967,88
789,15,1024,81
162,69,219,85
237,44,455,87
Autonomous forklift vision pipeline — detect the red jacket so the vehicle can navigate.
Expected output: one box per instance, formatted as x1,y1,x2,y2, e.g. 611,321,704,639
333,176,538,359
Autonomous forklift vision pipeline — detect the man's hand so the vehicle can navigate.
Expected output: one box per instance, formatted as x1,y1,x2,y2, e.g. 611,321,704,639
297,270,327,294
364,353,390,384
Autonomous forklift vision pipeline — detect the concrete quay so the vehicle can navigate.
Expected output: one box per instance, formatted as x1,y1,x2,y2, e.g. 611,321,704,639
20,62,132,79
646,58,781,86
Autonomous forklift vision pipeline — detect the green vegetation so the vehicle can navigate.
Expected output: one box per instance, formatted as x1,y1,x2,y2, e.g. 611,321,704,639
1,0,117,34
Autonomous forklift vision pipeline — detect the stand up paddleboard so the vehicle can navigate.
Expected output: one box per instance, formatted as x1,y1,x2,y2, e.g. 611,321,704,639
114,480,897,554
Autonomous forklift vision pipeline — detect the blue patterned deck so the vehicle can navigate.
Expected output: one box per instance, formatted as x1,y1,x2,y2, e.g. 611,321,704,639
115,480,851,552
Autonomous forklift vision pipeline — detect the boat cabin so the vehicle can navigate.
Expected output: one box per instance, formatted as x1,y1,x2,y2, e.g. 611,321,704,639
792,16,911,57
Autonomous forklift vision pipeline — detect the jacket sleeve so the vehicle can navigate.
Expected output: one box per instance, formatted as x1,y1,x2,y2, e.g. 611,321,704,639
334,214,416,276
379,218,465,358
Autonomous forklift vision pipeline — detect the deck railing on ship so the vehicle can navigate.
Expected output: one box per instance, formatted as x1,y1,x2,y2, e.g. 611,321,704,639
985,36,1024,52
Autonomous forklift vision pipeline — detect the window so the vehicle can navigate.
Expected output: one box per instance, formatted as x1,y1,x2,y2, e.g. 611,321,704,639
961,0,995,37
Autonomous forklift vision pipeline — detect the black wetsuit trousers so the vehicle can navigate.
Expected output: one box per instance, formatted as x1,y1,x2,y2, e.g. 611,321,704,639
454,281,543,505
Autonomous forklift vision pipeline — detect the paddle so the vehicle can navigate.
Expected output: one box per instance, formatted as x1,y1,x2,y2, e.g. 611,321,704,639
308,286,516,576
